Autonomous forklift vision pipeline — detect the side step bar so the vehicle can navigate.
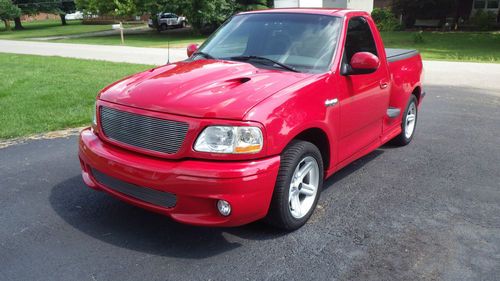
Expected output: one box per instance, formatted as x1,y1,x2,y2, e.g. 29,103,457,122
387,107,401,118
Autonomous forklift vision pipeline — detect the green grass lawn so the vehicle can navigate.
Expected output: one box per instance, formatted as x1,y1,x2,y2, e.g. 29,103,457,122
0,20,115,39
0,53,152,139
54,28,207,48
58,30,500,62
3,19,499,63
381,31,500,63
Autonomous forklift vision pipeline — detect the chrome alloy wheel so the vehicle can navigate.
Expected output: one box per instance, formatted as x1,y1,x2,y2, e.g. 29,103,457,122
405,101,417,139
288,156,320,219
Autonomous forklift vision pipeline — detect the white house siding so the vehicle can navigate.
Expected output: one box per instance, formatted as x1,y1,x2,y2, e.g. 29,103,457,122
275,0,374,12
274,0,323,8
346,0,374,12
323,0,348,8
471,0,499,17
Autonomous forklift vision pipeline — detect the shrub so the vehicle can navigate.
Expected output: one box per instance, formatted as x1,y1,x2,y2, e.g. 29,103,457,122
470,9,497,31
371,8,401,31
413,31,425,44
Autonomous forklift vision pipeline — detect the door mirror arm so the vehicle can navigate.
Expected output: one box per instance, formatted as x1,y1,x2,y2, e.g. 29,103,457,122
340,63,354,76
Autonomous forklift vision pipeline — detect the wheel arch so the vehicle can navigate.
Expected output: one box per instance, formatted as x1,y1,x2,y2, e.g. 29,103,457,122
412,86,422,104
289,127,331,173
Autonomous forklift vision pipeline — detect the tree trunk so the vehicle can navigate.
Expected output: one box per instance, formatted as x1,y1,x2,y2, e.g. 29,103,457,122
14,17,23,30
3,20,11,31
60,14,67,26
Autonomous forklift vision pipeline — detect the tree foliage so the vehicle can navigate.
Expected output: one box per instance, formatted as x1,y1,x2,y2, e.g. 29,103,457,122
12,0,74,15
237,0,267,11
371,8,401,31
0,0,21,30
470,9,497,30
76,0,268,33
393,0,457,26
10,0,75,28
75,0,115,15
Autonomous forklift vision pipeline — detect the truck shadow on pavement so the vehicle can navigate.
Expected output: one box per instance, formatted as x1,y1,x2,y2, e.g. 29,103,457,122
49,176,283,259
48,149,386,259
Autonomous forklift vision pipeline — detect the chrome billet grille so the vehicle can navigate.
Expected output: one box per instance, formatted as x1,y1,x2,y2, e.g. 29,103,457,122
92,169,176,208
100,106,189,154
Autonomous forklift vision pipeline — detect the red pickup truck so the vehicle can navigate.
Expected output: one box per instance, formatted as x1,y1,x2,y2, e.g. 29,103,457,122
79,9,424,230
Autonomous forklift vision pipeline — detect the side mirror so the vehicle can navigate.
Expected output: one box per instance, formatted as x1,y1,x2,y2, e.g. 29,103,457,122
341,52,380,75
186,43,199,57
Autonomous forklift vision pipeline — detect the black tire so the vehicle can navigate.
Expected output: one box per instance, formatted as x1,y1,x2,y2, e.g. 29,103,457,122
393,95,418,146
160,23,167,31
180,21,186,28
265,140,324,230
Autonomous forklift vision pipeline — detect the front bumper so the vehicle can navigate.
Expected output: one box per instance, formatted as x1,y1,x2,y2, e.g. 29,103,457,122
78,128,280,227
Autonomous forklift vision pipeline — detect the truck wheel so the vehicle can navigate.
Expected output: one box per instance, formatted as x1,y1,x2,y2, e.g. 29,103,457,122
160,23,167,31
266,140,323,230
393,95,418,146
180,21,186,28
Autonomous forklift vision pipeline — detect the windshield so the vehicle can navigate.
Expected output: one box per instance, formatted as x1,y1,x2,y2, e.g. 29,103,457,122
196,13,342,73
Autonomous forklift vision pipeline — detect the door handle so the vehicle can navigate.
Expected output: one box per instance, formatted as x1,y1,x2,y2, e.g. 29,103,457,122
380,82,388,89
325,98,338,107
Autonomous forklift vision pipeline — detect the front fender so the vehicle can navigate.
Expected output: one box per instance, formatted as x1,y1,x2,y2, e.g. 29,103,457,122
244,74,339,169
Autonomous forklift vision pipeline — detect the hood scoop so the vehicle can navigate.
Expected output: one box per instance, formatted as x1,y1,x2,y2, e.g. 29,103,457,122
198,77,252,95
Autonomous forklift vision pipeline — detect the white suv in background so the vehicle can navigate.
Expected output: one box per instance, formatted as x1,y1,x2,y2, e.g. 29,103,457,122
148,13,187,31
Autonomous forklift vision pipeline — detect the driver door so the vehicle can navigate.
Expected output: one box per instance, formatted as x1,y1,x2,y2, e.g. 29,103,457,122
337,16,390,161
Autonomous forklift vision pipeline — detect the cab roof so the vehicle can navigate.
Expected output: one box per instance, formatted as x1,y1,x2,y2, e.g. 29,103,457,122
238,8,365,17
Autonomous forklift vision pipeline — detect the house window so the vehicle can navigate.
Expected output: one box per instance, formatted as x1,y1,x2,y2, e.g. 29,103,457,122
487,0,499,8
474,0,486,8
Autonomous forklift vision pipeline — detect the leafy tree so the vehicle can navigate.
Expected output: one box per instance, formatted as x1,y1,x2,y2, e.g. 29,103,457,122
187,0,269,34
393,0,457,27
371,8,401,31
190,0,235,33
59,0,76,26
0,0,21,30
77,0,269,34
75,0,116,15
113,0,137,17
11,0,75,29
77,0,144,17
236,0,267,11
11,0,35,29
471,9,497,30
142,0,190,18
140,0,237,33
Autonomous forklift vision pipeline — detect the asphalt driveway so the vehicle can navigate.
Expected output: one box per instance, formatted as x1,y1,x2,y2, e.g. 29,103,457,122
1,84,499,280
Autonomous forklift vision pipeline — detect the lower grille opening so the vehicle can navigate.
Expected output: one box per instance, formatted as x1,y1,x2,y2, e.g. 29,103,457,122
91,168,176,208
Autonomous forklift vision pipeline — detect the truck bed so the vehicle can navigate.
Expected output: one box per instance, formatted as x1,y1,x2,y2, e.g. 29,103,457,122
386,48,419,63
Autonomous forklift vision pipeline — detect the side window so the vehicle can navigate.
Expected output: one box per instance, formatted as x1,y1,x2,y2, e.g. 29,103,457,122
344,17,378,63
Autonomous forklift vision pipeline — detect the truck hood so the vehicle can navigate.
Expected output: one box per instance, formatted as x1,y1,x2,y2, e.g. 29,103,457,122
98,60,309,119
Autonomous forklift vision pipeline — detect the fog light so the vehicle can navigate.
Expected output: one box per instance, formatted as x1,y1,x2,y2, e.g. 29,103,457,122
217,200,231,216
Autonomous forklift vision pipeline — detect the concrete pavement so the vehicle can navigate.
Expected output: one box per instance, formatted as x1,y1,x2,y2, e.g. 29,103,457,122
2,40,500,91
1,39,500,281
27,26,151,41
423,60,500,93
0,39,185,65
1,85,499,280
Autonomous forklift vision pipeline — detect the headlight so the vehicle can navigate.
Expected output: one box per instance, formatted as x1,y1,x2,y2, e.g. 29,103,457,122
194,126,263,154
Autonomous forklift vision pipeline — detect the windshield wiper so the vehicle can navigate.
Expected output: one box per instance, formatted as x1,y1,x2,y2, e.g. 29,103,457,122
228,55,299,72
192,51,215,60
